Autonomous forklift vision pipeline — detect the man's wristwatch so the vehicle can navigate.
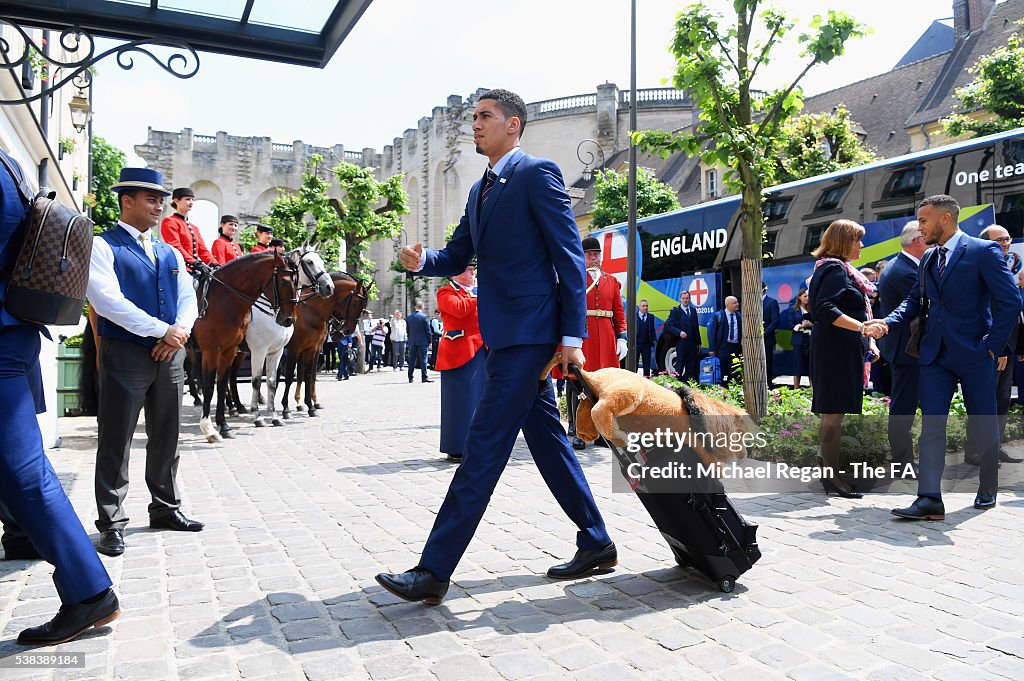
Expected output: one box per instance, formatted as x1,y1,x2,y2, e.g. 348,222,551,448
858,322,865,335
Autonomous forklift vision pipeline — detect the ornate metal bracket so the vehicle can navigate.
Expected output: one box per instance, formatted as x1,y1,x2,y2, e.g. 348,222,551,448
0,20,200,105
577,139,607,182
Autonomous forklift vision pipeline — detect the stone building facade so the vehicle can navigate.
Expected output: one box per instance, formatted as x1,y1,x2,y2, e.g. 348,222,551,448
136,84,694,312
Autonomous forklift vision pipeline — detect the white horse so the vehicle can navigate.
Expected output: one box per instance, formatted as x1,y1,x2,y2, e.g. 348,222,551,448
245,247,333,428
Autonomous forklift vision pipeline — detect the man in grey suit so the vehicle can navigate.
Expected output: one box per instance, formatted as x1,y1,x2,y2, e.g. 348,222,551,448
86,168,203,557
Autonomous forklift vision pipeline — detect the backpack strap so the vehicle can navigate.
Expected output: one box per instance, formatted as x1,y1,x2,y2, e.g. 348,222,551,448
0,150,34,207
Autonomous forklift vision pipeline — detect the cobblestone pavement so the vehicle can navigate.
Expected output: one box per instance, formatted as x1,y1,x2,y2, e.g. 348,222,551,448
1,368,1023,680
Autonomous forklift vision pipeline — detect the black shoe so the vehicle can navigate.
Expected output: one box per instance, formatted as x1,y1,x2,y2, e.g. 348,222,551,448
2,535,41,560
572,437,587,451
964,451,981,466
445,454,463,464
409,378,413,383
422,378,433,383
821,479,864,499
17,589,120,646
150,510,204,532
891,497,945,521
96,529,125,557
375,567,449,605
998,449,1023,463
974,491,997,509
547,542,617,579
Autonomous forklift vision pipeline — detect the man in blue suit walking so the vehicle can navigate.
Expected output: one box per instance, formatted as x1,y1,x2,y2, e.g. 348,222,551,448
377,90,614,604
762,285,780,385
877,222,926,468
665,291,701,380
406,302,433,383
636,299,657,376
868,195,1020,518
0,149,119,645
707,296,742,384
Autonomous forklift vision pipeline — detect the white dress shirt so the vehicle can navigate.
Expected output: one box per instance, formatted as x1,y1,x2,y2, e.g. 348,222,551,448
87,221,198,339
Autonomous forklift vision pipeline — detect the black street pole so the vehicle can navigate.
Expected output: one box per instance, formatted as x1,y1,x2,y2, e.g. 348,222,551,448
625,0,638,373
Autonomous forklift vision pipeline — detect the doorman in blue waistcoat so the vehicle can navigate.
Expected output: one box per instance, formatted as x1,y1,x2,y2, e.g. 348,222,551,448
0,148,120,646
86,168,202,559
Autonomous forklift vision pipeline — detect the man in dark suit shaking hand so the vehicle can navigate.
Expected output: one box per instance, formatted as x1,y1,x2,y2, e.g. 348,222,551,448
378,90,614,604
877,221,927,468
867,195,1020,518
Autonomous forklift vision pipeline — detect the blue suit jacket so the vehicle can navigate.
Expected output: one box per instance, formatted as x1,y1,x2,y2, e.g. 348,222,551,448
762,296,780,342
421,149,586,350
885,236,1020,365
407,310,431,346
636,313,656,346
877,251,920,366
707,309,741,356
665,305,699,346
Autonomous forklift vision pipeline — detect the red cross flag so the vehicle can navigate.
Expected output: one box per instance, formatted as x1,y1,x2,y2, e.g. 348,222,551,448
688,278,709,307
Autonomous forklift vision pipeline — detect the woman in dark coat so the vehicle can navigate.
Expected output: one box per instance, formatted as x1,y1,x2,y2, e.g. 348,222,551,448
787,288,812,389
808,219,880,498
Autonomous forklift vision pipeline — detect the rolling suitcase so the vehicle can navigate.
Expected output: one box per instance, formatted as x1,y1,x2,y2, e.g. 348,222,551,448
568,365,761,592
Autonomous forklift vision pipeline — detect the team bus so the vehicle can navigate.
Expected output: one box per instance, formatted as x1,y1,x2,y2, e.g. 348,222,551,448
591,127,1024,376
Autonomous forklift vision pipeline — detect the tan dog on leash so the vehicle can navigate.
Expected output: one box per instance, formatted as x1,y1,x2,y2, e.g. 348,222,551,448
543,357,755,467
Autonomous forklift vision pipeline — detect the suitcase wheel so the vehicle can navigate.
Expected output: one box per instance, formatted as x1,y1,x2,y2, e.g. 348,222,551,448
718,576,736,593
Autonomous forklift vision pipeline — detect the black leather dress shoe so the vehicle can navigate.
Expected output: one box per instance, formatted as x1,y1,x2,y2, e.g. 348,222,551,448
421,378,434,383
547,542,618,579
998,449,1023,463
2,535,41,560
96,529,125,557
891,497,945,521
17,589,120,646
375,567,449,605
150,510,204,532
964,451,981,466
974,491,997,509
572,437,587,451
445,454,463,464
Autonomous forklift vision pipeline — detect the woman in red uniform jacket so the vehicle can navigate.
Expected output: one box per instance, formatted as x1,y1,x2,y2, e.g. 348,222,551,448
436,266,486,463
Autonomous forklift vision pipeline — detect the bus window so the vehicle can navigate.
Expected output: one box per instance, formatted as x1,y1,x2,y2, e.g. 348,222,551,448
815,183,851,212
998,193,1024,238
883,164,925,199
877,209,916,221
803,223,829,254
763,197,792,222
764,229,779,259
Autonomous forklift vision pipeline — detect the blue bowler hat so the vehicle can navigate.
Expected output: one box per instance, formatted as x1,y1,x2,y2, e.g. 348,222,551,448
109,167,171,196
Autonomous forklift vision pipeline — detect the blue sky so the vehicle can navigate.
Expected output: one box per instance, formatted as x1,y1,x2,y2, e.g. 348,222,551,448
90,0,963,164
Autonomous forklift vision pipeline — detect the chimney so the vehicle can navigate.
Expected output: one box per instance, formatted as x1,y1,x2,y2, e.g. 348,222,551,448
954,0,996,41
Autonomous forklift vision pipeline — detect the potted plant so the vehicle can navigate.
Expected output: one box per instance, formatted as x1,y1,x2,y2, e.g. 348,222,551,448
58,136,75,159
57,333,84,416
72,170,82,191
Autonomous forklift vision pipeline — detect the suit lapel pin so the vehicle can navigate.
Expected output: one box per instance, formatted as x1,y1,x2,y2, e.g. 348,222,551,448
499,178,507,184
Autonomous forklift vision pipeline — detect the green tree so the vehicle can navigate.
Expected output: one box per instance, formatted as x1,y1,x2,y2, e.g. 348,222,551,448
772,106,876,184
944,21,1024,138
635,3,866,419
88,135,126,233
261,155,408,297
590,167,680,229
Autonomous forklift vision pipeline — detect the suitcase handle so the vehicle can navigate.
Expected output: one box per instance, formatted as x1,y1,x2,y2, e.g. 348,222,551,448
566,363,599,402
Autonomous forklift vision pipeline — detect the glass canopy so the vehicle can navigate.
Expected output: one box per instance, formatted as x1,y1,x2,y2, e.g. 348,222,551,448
0,0,373,67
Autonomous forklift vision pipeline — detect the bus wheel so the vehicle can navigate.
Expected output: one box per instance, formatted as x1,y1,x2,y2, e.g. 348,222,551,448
661,347,677,375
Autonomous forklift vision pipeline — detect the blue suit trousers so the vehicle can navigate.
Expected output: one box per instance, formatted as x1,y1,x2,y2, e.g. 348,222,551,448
919,347,999,496
419,343,611,580
0,326,111,603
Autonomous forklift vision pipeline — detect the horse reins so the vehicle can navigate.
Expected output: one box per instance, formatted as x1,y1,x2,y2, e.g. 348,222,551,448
206,261,300,318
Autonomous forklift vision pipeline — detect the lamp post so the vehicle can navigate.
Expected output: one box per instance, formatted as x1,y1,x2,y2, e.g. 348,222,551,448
576,139,607,183
626,0,638,373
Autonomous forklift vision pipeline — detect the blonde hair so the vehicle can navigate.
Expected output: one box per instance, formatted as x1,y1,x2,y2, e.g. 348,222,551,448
813,219,865,261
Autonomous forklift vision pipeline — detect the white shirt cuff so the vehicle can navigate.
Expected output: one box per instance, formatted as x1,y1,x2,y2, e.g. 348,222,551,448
413,250,426,273
562,336,582,348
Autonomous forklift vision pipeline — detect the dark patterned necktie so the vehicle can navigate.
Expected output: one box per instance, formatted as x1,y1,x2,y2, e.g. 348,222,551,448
729,312,736,343
937,246,948,277
480,170,497,207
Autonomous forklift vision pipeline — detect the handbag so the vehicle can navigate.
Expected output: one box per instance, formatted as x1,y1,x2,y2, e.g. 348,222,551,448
904,250,933,359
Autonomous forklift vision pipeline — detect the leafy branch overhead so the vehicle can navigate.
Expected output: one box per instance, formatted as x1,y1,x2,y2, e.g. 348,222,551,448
633,0,867,420
262,154,409,297
590,168,680,230
944,20,1024,138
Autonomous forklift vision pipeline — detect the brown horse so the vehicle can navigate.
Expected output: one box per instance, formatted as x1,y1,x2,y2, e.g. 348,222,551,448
193,251,299,442
282,272,367,418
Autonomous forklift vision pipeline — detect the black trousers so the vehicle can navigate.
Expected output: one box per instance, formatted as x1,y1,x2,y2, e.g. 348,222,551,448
888,361,920,465
95,338,185,531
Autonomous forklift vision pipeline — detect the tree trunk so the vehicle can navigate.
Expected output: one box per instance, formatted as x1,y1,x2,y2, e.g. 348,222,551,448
739,183,768,421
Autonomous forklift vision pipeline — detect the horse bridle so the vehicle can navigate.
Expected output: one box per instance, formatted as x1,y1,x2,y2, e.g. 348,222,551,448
296,252,332,302
209,260,300,318
323,276,369,331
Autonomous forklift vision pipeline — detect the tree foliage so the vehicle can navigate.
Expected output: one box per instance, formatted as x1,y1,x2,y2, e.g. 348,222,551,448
590,167,680,229
88,135,126,234
944,21,1024,138
772,106,876,184
260,155,409,297
634,2,866,419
